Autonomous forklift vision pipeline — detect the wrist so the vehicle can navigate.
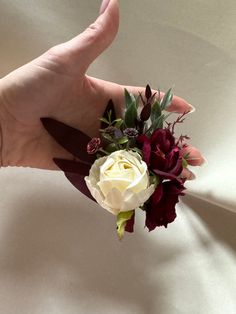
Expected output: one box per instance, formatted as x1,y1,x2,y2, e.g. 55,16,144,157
0,91,3,168
0,84,8,168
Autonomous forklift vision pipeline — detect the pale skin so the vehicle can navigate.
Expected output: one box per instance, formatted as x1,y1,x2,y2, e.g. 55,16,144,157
0,0,204,173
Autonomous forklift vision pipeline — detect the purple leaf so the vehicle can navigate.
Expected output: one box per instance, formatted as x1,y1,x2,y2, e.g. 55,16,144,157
41,118,95,164
101,99,117,129
140,102,152,121
145,84,152,100
64,172,95,202
53,158,90,176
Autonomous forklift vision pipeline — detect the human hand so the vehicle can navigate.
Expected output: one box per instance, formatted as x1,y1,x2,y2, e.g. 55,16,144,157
0,0,203,171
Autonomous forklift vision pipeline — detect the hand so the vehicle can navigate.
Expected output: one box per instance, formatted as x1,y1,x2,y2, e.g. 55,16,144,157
0,0,202,171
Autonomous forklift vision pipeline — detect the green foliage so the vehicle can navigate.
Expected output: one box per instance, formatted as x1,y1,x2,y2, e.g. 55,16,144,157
117,136,129,145
131,147,143,156
116,210,134,240
102,133,113,142
182,158,188,168
100,117,110,125
149,172,160,188
105,143,118,153
124,101,137,128
112,118,124,128
160,88,173,110
124,89,136,109
151,100,162,123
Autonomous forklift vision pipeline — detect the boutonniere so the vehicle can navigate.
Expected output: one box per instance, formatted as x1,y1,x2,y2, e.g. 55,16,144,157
41,85,201,239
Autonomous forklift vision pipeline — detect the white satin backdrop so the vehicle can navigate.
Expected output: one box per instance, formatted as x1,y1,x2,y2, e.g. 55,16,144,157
0,1,235,313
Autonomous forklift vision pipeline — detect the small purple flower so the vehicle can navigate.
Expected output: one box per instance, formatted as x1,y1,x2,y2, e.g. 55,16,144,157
104,126,116,136
123,128,139,138
87,138,101,154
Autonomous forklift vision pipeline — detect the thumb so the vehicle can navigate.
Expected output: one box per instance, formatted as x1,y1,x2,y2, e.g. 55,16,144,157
62,0,119,73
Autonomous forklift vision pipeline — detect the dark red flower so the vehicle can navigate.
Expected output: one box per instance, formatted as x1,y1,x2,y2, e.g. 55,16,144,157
145,180,185,231
87,138,101,154
138,128,183,179
125,212,135,233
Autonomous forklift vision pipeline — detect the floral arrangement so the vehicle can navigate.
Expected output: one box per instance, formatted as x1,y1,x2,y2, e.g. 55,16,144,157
41,85,197,239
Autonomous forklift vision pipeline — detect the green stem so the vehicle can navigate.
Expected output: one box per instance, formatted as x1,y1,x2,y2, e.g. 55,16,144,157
98,148,110,156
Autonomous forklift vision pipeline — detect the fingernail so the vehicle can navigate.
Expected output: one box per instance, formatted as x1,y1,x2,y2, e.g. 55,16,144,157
188,172,196,180
99,0,111,15
188,104,196,113
201,157,208,166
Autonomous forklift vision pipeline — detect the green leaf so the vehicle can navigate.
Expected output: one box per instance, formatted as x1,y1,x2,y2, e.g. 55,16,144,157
124,101,137,128
182,158,188,168
183,152,190,159
124,89,136,109
112,118,124,128
153,114,166,129
151,100,162,123
105,143,117,153
102,133,113,142
131,147,143,156
116,210,134,240
149,172,160,187
100,117,110,125
118,136,129,144
161,88,173,110
135,95,141,109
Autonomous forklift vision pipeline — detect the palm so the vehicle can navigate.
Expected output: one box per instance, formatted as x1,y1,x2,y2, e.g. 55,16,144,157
0,48,122,169
0,0,195,170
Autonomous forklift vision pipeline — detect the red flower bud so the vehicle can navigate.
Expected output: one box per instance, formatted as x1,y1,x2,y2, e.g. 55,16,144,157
87,138,101,154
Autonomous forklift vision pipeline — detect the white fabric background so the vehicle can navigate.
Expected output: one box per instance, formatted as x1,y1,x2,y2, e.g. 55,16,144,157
0,1,235,313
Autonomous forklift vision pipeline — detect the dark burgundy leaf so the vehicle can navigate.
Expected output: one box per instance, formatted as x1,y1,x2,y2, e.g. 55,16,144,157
140,102,152,121
100,99,117,129
41,117,95,164
125,212,135,233
145,84,152,100
64,172,95,201
53,158,90,176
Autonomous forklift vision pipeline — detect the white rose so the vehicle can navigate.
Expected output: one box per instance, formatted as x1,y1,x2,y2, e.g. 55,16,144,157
85,150,155,215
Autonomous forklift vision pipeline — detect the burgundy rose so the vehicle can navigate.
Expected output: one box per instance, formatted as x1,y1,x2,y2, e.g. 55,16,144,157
145,180,185,231
138,128,183,179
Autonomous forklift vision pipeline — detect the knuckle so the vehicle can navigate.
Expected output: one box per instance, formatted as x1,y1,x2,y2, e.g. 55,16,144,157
85,21,103,41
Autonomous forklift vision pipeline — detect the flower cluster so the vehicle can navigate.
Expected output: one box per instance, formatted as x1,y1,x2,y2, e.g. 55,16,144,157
84,85,192,239
41,85,199,240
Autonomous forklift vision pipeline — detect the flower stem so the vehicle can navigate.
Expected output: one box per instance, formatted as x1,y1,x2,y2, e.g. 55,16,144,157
98,148,110,156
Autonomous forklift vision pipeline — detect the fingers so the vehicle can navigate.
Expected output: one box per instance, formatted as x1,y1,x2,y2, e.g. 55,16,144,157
123,85,194,114
167,95,195,114
182,145,206,166
62,0,119,73
181,145,206,180
181,168,196,180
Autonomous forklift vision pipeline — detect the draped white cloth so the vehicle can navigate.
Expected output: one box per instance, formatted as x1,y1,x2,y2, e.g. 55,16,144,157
0,1,235,313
